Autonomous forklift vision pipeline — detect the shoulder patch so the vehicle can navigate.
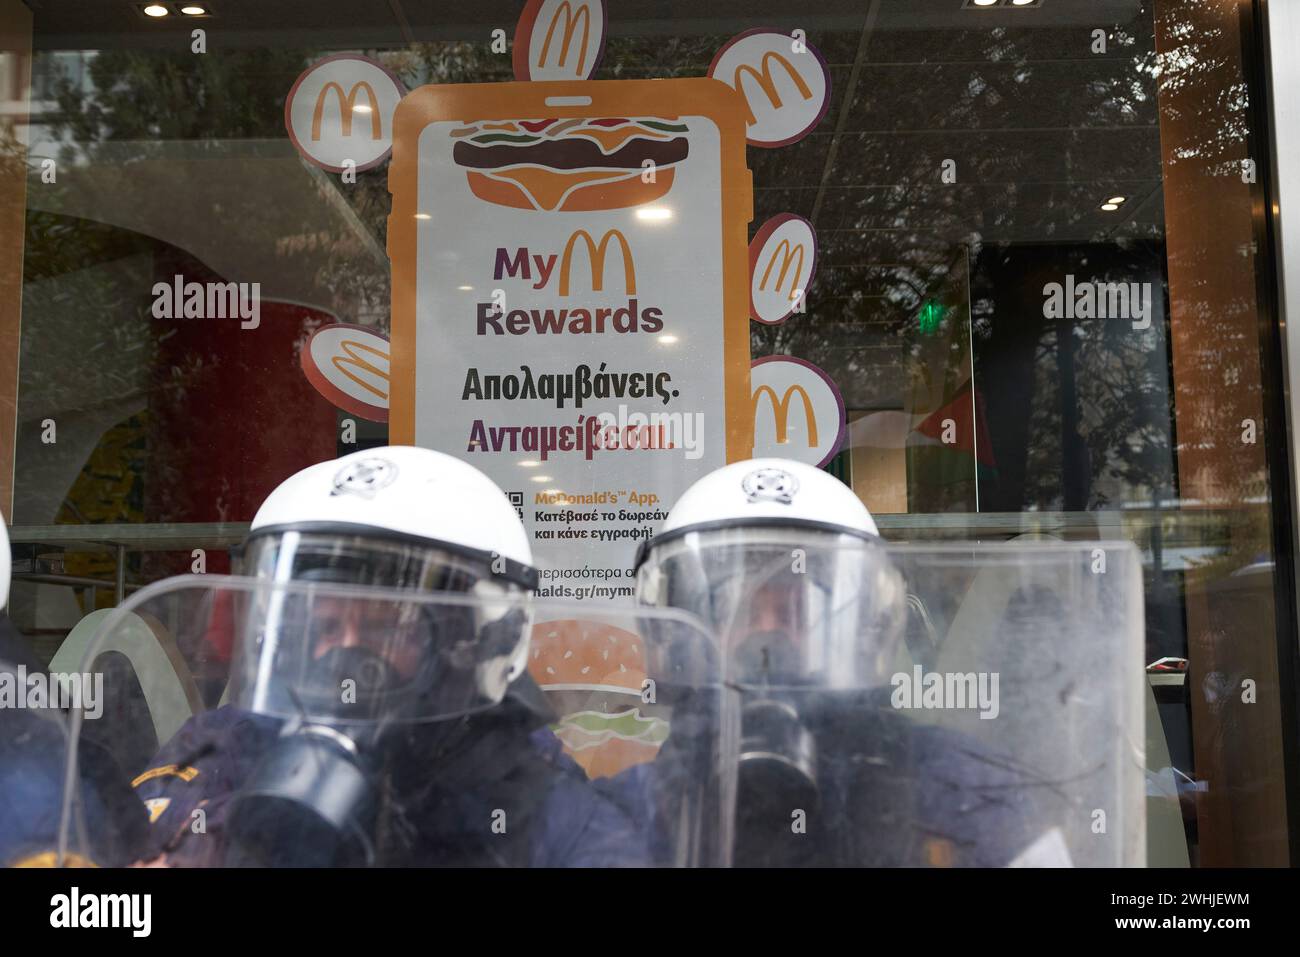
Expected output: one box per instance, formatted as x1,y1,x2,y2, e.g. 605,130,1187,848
132,764,200,788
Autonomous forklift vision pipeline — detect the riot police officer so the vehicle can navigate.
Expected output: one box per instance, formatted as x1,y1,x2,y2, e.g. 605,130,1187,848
132,446,647,866
633,458,1037,867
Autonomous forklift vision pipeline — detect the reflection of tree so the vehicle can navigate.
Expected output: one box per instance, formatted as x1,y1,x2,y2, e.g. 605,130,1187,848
15,204,157,526
970,243,1176,511
751,4,1178,513
1152,0,1252,177
1150,0,1273,576
24,43,517,527
38,38,700,338
48,48,394,326
1144,0,1283,868
18,5,1278,531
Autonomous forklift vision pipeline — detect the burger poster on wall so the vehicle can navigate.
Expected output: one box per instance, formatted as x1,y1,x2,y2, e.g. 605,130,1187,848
388,79,754,596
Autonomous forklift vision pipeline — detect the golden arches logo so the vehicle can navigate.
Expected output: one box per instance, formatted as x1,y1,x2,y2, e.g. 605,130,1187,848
312,81,382,141
752,384,819,447
559,229,636,297
759,238,806,298
733,51,813,126
332,338,389,399
538,1,592,73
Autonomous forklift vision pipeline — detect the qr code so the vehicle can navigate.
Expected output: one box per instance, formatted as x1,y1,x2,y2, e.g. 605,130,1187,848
508,491,523,520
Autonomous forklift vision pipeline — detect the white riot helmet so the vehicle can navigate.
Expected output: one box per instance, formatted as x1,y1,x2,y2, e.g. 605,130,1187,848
228,446,537,727
0,512,9,610
635,458,904,689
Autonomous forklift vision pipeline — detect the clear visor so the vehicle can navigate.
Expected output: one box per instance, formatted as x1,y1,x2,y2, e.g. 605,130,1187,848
57,577,735,867
636,528,906,690
231,532,531,726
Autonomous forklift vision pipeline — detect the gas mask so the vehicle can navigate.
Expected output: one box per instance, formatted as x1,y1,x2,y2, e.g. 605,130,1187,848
219,531,535,866
637,527,905,856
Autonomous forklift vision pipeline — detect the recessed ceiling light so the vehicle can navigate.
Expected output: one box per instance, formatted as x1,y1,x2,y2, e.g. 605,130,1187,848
180,4,208,14
970,0,999,6
142,4,170,16
1100,202,1120,212
1011,0,1037,5
1106,195,1127,205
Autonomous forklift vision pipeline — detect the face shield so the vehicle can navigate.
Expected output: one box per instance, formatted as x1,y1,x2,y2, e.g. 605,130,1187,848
637,524,906,865
226,529,535,728
636,525,906,691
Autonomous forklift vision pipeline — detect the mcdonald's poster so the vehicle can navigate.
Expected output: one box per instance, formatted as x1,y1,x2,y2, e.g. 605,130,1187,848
708,28,831,148
513,0,608,81
300,323,391,422
749,213,818,325
280,14,847,779
389,78,753,599
750,355,846,468
284,54,407,173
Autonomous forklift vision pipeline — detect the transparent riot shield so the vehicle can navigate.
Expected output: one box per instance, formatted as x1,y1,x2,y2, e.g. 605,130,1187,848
58,576,734,867
637,535,1146,867
0,656,148,868
886,541,1146,867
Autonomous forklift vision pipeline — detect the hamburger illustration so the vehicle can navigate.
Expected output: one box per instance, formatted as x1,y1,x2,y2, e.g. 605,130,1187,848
451,117,689,212
528,619,669,779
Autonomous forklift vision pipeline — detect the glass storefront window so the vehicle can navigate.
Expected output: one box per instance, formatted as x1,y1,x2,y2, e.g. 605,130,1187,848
0,0,1296,868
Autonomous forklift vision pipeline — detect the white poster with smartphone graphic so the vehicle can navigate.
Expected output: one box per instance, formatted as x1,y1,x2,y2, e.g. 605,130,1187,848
390,81,752,601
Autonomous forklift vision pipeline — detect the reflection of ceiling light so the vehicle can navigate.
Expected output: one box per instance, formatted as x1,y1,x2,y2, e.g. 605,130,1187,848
1106,195,1127,205
414,213,431,220
1100,202,1120,212
142,4,170,16
352,104,372,114
531,475,552,482
658,335,679,344
519,460,541,468
457,285,473,291
636,207,673,222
